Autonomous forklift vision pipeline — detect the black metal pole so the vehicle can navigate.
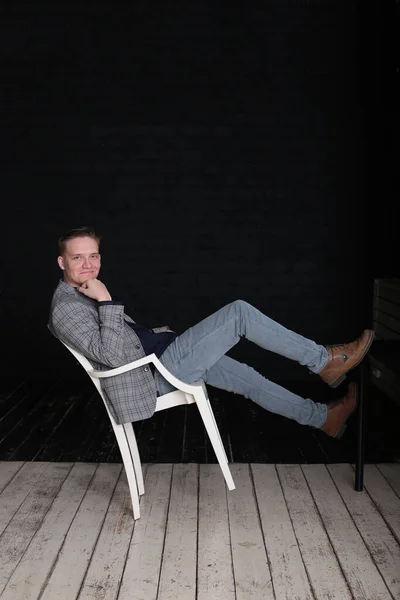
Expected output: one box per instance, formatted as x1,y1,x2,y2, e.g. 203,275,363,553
355,361,367,491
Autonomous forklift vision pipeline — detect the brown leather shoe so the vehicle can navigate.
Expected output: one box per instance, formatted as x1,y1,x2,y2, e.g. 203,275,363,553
318,382,358,439
318,329,375,388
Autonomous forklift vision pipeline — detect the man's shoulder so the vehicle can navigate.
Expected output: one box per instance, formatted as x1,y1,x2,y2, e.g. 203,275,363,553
51,279,73,299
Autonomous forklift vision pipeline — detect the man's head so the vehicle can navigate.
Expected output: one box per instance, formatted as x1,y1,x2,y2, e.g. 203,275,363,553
57,227,101,287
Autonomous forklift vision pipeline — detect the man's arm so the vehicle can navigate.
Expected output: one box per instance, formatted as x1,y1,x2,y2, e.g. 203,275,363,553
78,280,173,333
52,299,129,368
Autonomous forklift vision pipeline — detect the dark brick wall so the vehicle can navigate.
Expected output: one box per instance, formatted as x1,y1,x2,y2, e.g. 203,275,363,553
2,1,391,387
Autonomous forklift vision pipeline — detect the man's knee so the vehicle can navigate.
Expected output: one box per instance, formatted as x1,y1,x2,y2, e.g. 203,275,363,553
232,299,250,312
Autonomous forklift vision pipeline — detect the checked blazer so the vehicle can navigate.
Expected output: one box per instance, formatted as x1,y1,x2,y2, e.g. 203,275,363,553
48,280,170,424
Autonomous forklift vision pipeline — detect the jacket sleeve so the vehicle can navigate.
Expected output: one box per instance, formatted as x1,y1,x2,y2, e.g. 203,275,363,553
51,299,130,368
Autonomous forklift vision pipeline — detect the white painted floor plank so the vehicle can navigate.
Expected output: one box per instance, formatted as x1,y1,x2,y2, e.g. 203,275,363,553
228,464,273,600
1,463,96,600
0,462,24,494
0,462,72,596
332,464,400,599
118,464,172,600
157,464,198,600
77,467,140,600
252,464,313,600
0,462,71,537
40,463,121,600
197,464,235,600
277,464,352,600
377,463,400,499
364,464,400,544
304,464,391,600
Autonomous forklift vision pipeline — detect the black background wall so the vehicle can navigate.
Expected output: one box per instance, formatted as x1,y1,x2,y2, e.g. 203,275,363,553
1,2,397,394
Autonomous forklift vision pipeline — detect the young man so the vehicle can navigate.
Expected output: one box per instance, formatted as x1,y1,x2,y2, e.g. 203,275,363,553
49,227,374,438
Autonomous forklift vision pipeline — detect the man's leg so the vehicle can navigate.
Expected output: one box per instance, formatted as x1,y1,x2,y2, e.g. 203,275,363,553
202,355,327,427
159,299,328,382
156,300,363,434
155,300,328,425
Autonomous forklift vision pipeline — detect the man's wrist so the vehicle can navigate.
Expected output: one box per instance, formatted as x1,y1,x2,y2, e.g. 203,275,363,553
98,300,123,306
97,295,112,302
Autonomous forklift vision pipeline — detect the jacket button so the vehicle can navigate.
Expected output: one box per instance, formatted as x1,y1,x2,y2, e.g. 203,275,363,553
144,367,149,372
135,344,141,349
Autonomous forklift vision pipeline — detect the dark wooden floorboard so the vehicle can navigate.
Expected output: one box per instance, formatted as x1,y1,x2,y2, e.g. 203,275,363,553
58,392,106,462
34,383,96,461
136,410,168,463
159,405,187,463
4,382,70,461
182,403,207,463
0,375,399,464
0,380,60,460
0,380,26,407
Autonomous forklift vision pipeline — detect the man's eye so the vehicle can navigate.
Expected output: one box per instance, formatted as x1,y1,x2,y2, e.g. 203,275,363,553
73,256,80,260
91,255,99,259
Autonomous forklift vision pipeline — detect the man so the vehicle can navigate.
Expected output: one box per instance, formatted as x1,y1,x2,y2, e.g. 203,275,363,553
49,226,374,438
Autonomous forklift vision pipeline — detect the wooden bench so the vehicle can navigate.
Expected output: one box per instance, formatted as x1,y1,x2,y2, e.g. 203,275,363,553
369,278,400,405
355,277,400,492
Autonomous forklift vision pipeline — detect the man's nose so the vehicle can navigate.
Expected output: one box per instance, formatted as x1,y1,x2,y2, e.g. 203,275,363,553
82,258,92,268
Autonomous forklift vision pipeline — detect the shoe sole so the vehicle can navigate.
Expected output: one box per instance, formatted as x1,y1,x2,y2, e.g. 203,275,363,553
333,383,359,439
329,330,375,388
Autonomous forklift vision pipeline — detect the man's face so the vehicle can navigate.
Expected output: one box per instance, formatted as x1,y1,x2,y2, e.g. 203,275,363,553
58,236,101,287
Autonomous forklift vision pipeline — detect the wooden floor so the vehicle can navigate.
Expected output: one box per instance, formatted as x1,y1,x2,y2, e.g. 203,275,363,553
1,375,400,465
0,461,399,600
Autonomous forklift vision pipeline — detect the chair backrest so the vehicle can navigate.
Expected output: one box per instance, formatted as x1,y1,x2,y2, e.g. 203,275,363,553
48,324,105,396
61,340,94,373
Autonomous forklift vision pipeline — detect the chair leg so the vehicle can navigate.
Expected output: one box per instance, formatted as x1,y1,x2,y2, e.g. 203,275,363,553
112,424,141,519
194,391,235,490
198,381,229,463
355,361,367,491
205,397,229,463
123,423,145,496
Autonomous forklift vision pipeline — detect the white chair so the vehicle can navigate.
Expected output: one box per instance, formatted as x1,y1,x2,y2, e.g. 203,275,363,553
59,341,235,519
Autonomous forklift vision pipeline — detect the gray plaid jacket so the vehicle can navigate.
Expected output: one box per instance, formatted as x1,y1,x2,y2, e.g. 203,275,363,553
48,280,170,424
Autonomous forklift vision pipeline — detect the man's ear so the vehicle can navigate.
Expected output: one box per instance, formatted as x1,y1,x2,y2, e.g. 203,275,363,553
57,256,65,270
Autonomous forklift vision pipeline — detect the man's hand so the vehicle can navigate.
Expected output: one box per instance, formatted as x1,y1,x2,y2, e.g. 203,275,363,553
77,279,112,302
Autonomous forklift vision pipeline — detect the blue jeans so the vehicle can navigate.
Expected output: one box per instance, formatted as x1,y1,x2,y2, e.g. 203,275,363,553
154,300,329,428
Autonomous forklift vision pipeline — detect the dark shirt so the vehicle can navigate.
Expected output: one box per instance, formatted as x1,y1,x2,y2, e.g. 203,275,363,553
97,300,177,357
126,322,178,357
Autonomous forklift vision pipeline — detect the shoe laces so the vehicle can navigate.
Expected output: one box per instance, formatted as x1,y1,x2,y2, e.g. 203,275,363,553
326,344,347,361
